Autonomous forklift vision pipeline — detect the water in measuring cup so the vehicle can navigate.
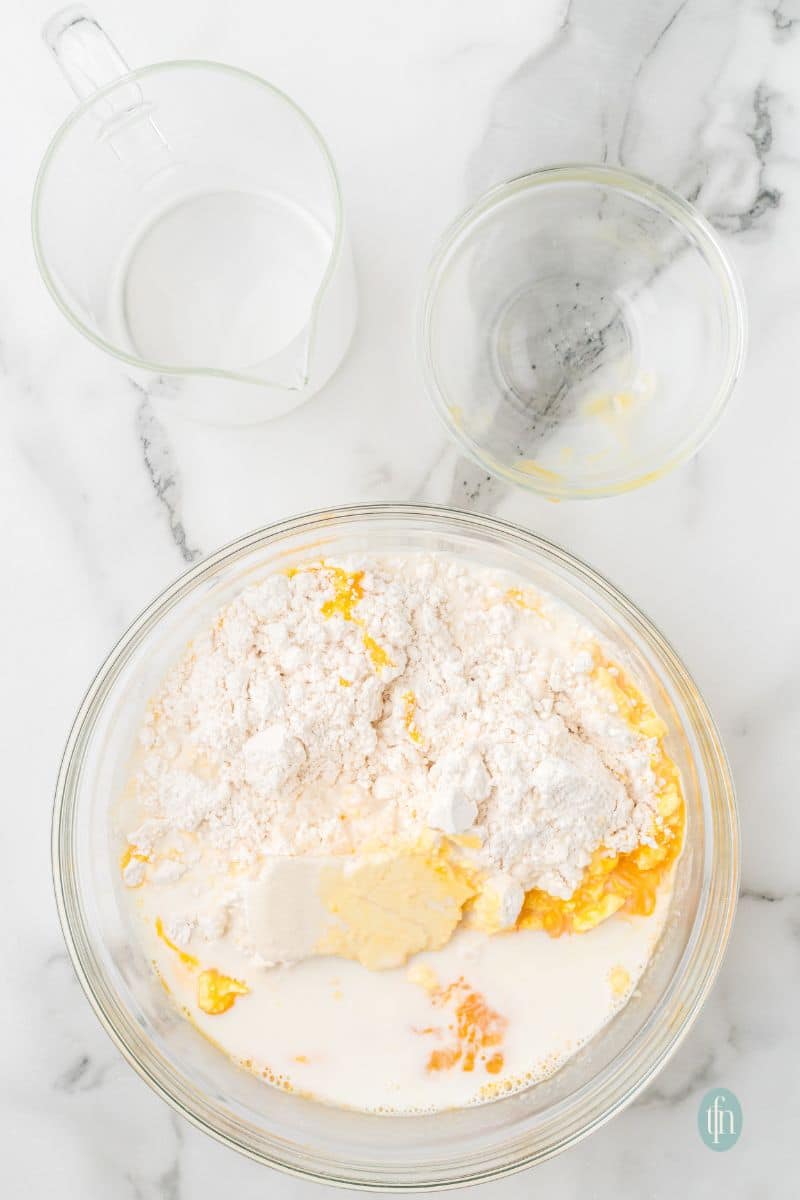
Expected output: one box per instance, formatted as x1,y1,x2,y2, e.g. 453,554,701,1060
114,191,332,376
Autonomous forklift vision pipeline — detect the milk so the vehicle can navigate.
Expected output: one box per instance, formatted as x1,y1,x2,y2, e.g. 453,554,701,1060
136,879,671,1113
111,190,332,375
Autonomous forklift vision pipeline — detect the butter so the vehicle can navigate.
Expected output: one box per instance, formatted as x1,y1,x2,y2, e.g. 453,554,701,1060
245,857,332,963
246,836,480,971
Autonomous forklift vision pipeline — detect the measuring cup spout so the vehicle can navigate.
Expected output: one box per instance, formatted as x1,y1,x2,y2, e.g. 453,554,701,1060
248,228,356,394
253,325,313,390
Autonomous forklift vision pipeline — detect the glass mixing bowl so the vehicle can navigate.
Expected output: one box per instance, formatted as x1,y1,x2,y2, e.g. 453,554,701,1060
52,505,739,1189
419,166,747,499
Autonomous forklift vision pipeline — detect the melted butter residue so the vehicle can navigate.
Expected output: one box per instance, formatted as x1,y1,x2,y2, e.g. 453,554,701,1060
518,646,685,937
197,968,249,1015
583,391,637,421
402,690,422,744
155,916,199,969
419,977,507,1076
289,562,395,674
515,459,562,483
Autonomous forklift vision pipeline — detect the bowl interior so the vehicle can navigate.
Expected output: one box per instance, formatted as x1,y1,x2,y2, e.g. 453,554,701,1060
55,509,736,1188
422,169,745,498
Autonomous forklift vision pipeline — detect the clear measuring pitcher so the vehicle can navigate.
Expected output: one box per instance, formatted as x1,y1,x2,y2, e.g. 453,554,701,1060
33,7,357,423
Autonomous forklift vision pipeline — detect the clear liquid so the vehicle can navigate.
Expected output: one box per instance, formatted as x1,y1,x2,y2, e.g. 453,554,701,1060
114,190,333,375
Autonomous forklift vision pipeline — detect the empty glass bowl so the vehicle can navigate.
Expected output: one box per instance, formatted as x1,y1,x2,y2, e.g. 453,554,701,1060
420,166,747,499
52,505,739,1189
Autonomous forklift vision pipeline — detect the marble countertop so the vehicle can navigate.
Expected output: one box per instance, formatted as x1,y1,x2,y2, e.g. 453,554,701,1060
4,0,793,1194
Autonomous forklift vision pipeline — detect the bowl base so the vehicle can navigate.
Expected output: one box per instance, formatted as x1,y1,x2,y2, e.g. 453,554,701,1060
490,277,634,449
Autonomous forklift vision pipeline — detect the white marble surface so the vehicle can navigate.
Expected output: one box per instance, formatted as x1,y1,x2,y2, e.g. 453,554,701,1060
2,0,794,1194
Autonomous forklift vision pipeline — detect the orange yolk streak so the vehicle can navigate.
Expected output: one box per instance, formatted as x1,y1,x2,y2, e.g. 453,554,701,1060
289,563,395,672
318,566,365,621
119,845,149,884
155,916,199,968
424,978,507,1076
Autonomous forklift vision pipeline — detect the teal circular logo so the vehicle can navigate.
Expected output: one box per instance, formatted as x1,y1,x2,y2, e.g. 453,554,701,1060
698,1088,742,1151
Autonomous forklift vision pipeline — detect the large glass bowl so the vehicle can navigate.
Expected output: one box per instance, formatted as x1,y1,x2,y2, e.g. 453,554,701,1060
419,166,747,499
52,505,739,1189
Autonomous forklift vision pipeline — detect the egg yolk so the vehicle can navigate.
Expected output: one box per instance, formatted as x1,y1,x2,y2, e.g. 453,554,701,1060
518,647,685,937
197,968,250,1015
423,976,507,1076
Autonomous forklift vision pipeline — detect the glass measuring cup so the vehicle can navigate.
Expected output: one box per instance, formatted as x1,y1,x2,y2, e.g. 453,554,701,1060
33,7,357,423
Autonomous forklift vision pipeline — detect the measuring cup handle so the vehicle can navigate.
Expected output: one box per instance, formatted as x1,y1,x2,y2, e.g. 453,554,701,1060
43,6,170,163
43,6,131,100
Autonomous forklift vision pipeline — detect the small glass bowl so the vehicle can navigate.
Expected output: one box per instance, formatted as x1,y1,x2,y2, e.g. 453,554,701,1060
419,166,747,499
52,505,739,1189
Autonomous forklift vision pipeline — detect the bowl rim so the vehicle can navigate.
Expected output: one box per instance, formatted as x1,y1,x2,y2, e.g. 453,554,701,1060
418,163,749,500
52,503,740,1189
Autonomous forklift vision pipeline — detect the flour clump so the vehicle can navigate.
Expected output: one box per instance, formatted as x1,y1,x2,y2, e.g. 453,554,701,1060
127,555,662,900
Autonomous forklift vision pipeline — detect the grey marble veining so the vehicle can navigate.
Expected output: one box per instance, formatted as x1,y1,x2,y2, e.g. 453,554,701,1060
2,0,794,1195
133,390,202,565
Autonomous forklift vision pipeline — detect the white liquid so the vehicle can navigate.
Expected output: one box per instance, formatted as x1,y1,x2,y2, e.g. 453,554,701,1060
114,191,332,373
135,880,670,1113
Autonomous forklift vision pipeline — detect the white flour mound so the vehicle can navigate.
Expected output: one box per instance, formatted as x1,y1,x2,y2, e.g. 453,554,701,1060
127,555,660,900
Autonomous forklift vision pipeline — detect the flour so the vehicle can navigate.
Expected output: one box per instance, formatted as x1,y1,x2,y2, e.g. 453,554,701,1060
125,555,661,908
